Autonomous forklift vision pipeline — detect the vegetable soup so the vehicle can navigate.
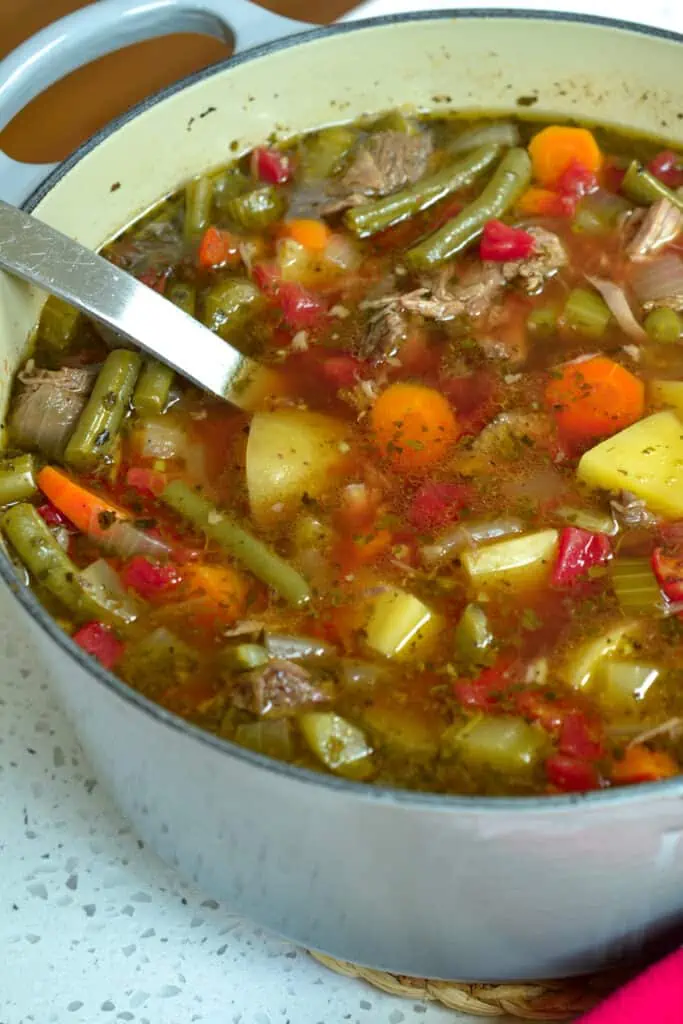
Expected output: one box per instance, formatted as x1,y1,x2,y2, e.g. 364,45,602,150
5,112,683,796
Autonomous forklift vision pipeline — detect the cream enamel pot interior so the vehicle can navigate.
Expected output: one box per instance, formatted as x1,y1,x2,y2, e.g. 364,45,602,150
1,0,683,983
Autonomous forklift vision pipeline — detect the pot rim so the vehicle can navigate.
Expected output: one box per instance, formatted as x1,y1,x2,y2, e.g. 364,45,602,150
10,6,683,813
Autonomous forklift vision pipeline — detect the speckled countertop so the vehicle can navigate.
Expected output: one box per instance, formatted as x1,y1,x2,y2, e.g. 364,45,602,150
2,3,682,1024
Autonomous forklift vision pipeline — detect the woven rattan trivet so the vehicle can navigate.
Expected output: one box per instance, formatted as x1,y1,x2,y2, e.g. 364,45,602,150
310,951,630,1020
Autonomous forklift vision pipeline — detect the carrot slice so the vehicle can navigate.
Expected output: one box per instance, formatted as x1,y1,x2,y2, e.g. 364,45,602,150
182,562,248,628
281,219,332,251
197,226,240,269
612,745,678,784
516,186,569,217
528,126,602,186
37,466,128,539
370,383,459,471
545,356,645,444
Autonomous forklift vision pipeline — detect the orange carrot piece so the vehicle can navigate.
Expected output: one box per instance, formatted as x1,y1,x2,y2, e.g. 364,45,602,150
197,226,240,269
612,745,678,785
545,356,645,443
37,466,127,538
370,383,459,471
336,528,393,573
281,219,332,251
182,562,248,628
516,186,567,217
528,126,602,187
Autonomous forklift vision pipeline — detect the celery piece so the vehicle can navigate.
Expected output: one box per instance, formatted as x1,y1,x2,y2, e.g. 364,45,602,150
563,287,611,339
234,719,293,759
602,661,661,708
610,557,663,613
554,504,618,536
364,586,443,660
527,306,557,336
461,529,558,586
39,296,81,352
299,712,374,779
220,643,269,673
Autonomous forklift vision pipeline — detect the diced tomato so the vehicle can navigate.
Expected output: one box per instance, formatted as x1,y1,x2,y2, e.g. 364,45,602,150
250,146,293,185
602,161,627,194
555,159,599,198
125,467,167,499
252,261,281,297
480,219,535,262
558,712,603,761
278,282,327,330
407,481,473,532
197,226,241,270
652,548,683,603
552,527,612,587
73,622,124,670
37,501,75,531
121,555,182,601
396,331,439,377
320,354,365,390
137,268,169,294
439,370,497,432
647,150,683,190
545,754,601,793
453,655,517,711
515,691,573,733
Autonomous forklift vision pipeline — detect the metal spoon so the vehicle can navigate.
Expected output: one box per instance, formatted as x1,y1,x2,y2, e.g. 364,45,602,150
0,199,281,410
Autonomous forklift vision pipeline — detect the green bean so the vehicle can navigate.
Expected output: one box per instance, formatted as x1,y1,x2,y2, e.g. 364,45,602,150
64,350,141,471
449,120,520,154
645,307,682,344
39,296,81,352
301,126,357,180
132,360,174,416
184,175,214,242
563,287,611,339
622,159,683,211
132,281,195,415
0,503,127,624
369,110,415,134
212,167,251,211
345,144,500,238
0,454,38,507
224,185,287,231
203,278,262,340
161,480,311,607
405,147,532,269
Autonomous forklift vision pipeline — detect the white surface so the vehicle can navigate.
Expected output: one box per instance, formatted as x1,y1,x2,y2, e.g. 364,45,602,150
0,2,678,1023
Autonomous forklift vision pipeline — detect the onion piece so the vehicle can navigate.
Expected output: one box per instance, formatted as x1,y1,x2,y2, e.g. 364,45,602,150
102,520,173,561
265,633,334,661
81,559,139,624
631,253,683,310
585,275,646,341
421,517,524,567
133,417,189,460
450,120,520,154
324,233,361,272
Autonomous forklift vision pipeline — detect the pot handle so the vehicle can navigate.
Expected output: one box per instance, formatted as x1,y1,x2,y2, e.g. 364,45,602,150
0,0,311,206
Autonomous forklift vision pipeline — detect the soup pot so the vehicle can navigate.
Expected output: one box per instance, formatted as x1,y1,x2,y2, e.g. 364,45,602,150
1,0,683,983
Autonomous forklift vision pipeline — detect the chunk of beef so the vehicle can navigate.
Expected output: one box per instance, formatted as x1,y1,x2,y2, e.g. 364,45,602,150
502,227,567,292
625,199,683,262
106,219,184,277
325,130,432,213
10,365,96,459
231,658,333,717
357,300,408,359
400,265,507,322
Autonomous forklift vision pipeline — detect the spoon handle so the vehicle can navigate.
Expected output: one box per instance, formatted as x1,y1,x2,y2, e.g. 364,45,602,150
0,199,278,410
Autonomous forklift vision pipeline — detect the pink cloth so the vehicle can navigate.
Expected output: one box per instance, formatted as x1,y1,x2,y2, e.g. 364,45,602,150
579,948,683,1023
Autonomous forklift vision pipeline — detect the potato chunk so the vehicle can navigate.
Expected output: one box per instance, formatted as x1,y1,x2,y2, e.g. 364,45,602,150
577,410,683,518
